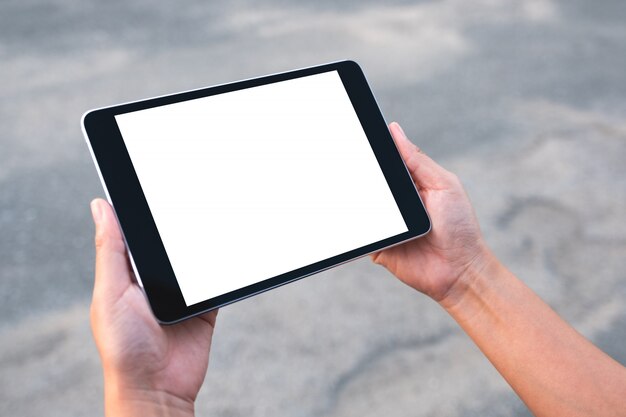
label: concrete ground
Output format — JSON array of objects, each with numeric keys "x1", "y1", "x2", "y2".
[{"x1": 1, "y1": 1, "x2": 625, "y2": 416}]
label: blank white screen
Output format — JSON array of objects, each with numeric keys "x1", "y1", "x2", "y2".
[{"x1": 115, "y1": 71, "x2": 407, "y2": 306}]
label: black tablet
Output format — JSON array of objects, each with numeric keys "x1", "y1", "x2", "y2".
[{"x1": 82, "y1": 60, "x2": 430, "y2": 324}]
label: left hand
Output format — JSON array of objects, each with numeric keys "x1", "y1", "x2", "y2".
[{"x1": 90, "y1": 198, "x2": 218, "y2": 417}]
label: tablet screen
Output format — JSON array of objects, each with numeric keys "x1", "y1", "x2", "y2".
[{"x1": 115, "y1": 70, "x2": 407, "y2": 306}]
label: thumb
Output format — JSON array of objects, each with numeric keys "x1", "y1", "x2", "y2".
[
  {"x1": 91, "y1": 198, "x2": 134, "y2": 303},
  {"x1": 389, "y1": 122, "x2": 456, "y2": 190}
]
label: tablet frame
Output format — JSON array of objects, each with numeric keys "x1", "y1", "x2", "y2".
[{"x1": 82, "y1": 60, "x2": 430, "y2": 324}]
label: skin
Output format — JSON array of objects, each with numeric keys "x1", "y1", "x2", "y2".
[
  {"x1": 90, "y1": 199, "x2": 217, "y2": 416},
  {"x1": 376, "y1": 123, "x2": 626, "y2": 417},
  {"x1": 90, "y1": 122, "x2": 626, "y2": 417}
]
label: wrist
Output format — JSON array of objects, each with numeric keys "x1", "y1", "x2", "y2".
[
  {"x1": 104, "y1": 374, "x2": 195, "y2": 417},
  {"x1": 437, "y1": 246, "x2": 503, "y2": 319}
]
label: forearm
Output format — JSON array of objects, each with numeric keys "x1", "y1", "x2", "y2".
[{"x1": 441, "y1": 253, "x2": 626, "y2": 417}]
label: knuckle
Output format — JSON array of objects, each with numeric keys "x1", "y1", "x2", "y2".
[
  {"x1": 94, "y1": 230, "x2": 126, "y2": 254},
  {"x1": 89, "y1": 301, "x2": 101, "y2": 326},
  {"x1": 446, "y1": 172, "x2": 462, "y2": 187},
  {"x1": 94, "y1": 231, "x2": 106, "y2": 250}
]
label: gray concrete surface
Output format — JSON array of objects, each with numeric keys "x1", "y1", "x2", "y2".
[{"x1": 1, "y1": 0, "x2": 625, "y2": 416}]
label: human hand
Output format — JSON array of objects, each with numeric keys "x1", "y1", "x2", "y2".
[
  {"x1": 90, "y1": 198, "x2": 218, "y2": 417},
  {"x1": 371, "y1": 123, "x2": 495, "y2": 306}
]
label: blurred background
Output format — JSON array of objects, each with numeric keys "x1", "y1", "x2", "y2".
[{"x1": 1, "y1": 0, "x2": 625, "y2": 416}]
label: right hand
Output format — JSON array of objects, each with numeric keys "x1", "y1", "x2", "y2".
[{"x1": 371, "y1": 122, "x2": 494, "y2": 305}]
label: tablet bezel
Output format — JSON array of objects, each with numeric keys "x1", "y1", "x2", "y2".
[{"x1": 82, "y1": 60, "x2": 430, "y2": 324}]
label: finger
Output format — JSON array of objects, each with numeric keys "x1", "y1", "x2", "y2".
[
  {"x1": 389, "y1": 122, "x2": 456, "y2": 190},
  {"x1": 369, "y1": 251, "x2": 383, "y2": 265},
  {"x1": 91, "y1": 198, "x2": 133, "y2": 303},
  {"x1": 197, "y1": 309, "x2": 219, "y2": 328}
]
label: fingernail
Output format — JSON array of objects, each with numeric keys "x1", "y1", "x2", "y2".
[
  {"x1": 394, "y1": 122, "x2": 408, "y2": 140},
  {"x1": 90, "y1": 200, "x2": 102, "y2": 223}
]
